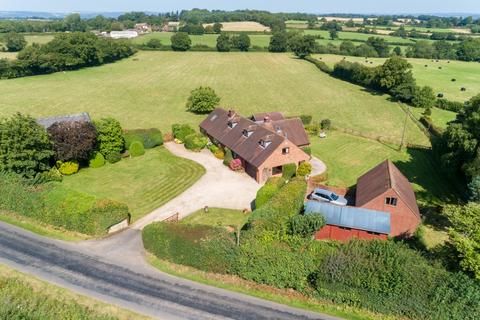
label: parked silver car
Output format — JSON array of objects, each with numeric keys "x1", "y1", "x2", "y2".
[{"x1": 310, "y1": 188, "x2": 348, "y2": 206}]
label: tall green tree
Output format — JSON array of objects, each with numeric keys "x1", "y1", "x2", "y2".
[
  {"x1": 94, "y1": 118, "x2": 124, "y2": 156},
  {"x1": 231, "y1": 34, "x2": 251, "y2": 51},
  {"x1": 412, "y1": 86, "x2": 436, "y2": 109},
  {"x1": 212, "y1": 22, "x2": 223, "y2": 34},
  {"x1": 290, "y1": 35, "x2": 316, "y2": 59},
  {"x1": 216, "y1": 33, "x2": 231, "y2": 52},
  {"x1": 186, "y1": 86, "x2": 221, "y2": 114},
  {"x1": 4, "y1": 33, "x2": 27, "y2": 52},
  {"x1": 329, "y1": 29, "x2": 338, "y2": 40},
  {"x1": 268, "y1": 31, "x2": 288, "y2": 52},
  {"x1": 170, "y1": 32, "x2": 191, "y2": 51},
  {"x1": 376, "y1": 56, "x2": 415, "y2": 91},
  {"x1": 0, "y1": 113, "x2": 53, "y2": 178}
]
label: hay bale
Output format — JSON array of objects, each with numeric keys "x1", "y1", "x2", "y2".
[
  {"x1": 425, "y1": 64, "x2": 428, "y2": 67},
  {"x1": 438, "y1": 66, "x2": 442, "y2": 69},
  {"x1": 451, "y1": 78, "x2": 456, "y2": 82},
  {"x1": 461, "y1": 87, "x2": 466, "y2": 91},
  {"x1": 437, "y1": 93, "x2": 444, "y2": 98}
]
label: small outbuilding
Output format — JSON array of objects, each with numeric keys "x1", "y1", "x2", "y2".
[
  {"x1": 305, "y1": 201, "x2": 390, "y2": 241},
  {"x1": 355, "y1": 160, "x2": 421, "y2": 237},
  {"x1": 37, "y1": 112, "x2": 92, "y2": 129}
]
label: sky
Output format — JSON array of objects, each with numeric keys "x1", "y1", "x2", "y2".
[{"x1": 1, "y1": 0, "x2": 479, "y2": 14}]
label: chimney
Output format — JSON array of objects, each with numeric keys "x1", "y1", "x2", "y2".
[
  {"x1": 263, "y1": 116, "x2": 271, "y2": 123},
  {"x1": 227, "y1": 110, "x2": 236, "y2": 118}
]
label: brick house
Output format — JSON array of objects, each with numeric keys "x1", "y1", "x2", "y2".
[
  {"x1": 356, "y1": 160, "x2": 421, "y2": 237},
  {"x1": 305, "y1": 201, "x2": 390, "y2": 241},
  {"x1": 200, "y1": 108, "x2": 310, "y2": 183}
]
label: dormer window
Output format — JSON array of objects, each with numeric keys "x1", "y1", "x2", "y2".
[
  {"x1": 243, "y1": 129, "x2": 253, "y2": 138},
  {"x1": 259, "y1": 139, "x2": 271, "y2": 149},
  {"x1": 227, "y1": 120, "x2": 237, "y2": 129}
]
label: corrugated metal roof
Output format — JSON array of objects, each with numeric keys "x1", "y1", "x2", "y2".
[
  {"x1": 37, "y1": 112, "x2": 92, "y2": 129},
  {"x1": 304, "y1": 201, "x2": 391, "y2": 235},
  {"x1": 356, "y1": 160, "x2": 420, "y2": 217}
]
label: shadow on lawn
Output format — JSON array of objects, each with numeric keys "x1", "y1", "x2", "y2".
[{"x1": 393, "y1": 147, "x2": 466, "y2": 230}]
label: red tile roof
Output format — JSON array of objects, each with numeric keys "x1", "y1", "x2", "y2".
[{"x1": 356, "y1": 160, "x2": 420, "y2": 217}]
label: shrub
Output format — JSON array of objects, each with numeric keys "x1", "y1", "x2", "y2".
[
  {"x1": 88, "y1": 151, "x2": 105, "y2": 168},
  {"x1": 124, "y1": 128, "x2": 163, "y2": 150},
  {"x1": 94, "y1": 117, "x2": 124, "y2": 156},
  {"x1": 296, "y1": 162, "x2": 312, "y2": 177},
  {"x1": 288, "y1": 214, "x2": 325, "y2": 237},
  {"x1": 105, "y1": 152, "x2": 121, "y2": 164},
  {"x1": 170, "y1": 32, "x2": 191, "y2": 51},
  {"x1": 56, "y1": 161, "x2": 79, "y2": 175},
  {"x1": 320, "y1": 119, "x2": 332, "y2": 130},
  {"x1": 301, "y1": 146, "x2": 312, "y2": 156},
  {"x1": 228, "y1": 159, "x2": 243, "y2": 171},
  {"x1": 255, "y1": 177, "x2": 286, "y2": 208},
  {"x1": 305, "y1": 123, "x2": 320, "y2": 135},
  {"x1": 146, "y1": 38, "x2": 162, "y2": 49},
  {"x1": 0, "y1": 113, "x2": 53, "y2": 178},
  {"x1": 184, "y1": 133, "x2": 208, "y2": 151},
  {"x1": 47, "y1": 120, "x2": 97, "y2": 162},
  {"x1": 436, "y1": 98, "x2": 464, "y2": 112},
  {"x1": 216, "y1": 33, "x2": 231, "y2": 52},
  {"x1": 214, "y1": 150, "x2": 225, "y2": 159},
  {"x1": 40, "y1": 167, "x2": 63, "y2": 182},
  {"x1": 282, "y1": 163, "x2": 297, "y2": 180},
  {"x1": 223, "y1": 148, "x2": 233, "y2": 166},
  {"x1": 172, "y1": 124, "x2": 195, "y2": 142},
  {"x1": 143, "y1": 223, "x2": 236, "y2": 273},
  {"x1": 4, "y1": 33, "x2": 27, "y2": 52},
  {"x1": 299, "y1": 114, "x2": 312, "y2": 125},
  {"x1": 186, "y1": 86, "x2": 221, "y2": 114},
  {"x1": 129, "y1": 141, "x2": 145, "y2": 157}
]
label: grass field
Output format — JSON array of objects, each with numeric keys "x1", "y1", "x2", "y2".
[
  {"x1": 0, "y1": 51, "x2": 428, "y2": 146},
  {"x1": 310, "y1": 131, "x2": 461, "y2": 205},
  {"x1": 0, "y1": 264, "x2": 148, "y2": 320},
  {"x1": 410, "y1": 107, "x2": 457, "y2": 128},
  {"x1": 304, "y1": 29, "x2": 416, "y2": 44},
  {"x1": 181, "y1": 208, "x2": 250, "y2": 228},
  {"x1": 133, "y1": 32, "x2": 272, "y2": 48},
  {"x1": 61, "y1": 147, "x2": 205, "y2": 221},
  {"x1": 0, "y1": 51, "x2": 17, "y2": 59},
  {"x1": 314, "y1": 54, "x2": 480, "y2": 101}
]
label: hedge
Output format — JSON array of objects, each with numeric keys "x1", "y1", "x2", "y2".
[
  {"x1": 172, "y1": 124, "x2": 196, "y2": 142},
  {"x1": 88, "y1": 152, "x2": 105, "y2": 168},
  {"x1": 184, "y1": 133, "x2": 208, "y2": 151},
  {"x1": 56, "y1": 161, "x2": 79, "y2": 175},
  {"x1": 282, "y1": 163, "x2": 297, "y2": 180},
  {"x1": 304, "y1": 55, "x2": 333, "y2": 74},
  {"x1": 0, "y1": 173, "x2": 130, "y2": 236},
  {"x1": 296, "y1": 162, "x2": 312, "y2": 177},
  {"x1": 255, "y1": 177, "x2": 285, "y2": 208},
  {"x1": 124, "y1": 128, "x2": 163, "y2": 150},
  {"x1": 129, "y1": 141, "x2": 145, "y2": 157},
  {"x1": 143, "y1": 223, "x2": 236, "y2": 273},
  {"x1": 435, "y1": 98, "x2": 464, "y2": 112},
  {"x1": 248, "y1": 177, "x2": 307, "y2": 235}
]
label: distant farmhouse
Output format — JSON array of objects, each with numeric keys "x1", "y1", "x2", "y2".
[
  {"x1": 134, "y1": 23, "x2": 152, "y2": 34},
  {"x1": 162, "y1": 21, "x2": 181, "y2": 32},
  {"x1": 305, "y1": 160, "x2": 421, "y2": 241},
  {"x1": 37, "y1": 112, "x2": 92, "y2": 129},
  {"x1": 200, "y1": 108, "x2": 310, "y2": 183}
]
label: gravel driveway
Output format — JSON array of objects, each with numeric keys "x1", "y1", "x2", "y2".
[{"x1": 133, "y1": 142, "x2": 261, "y2": 230}]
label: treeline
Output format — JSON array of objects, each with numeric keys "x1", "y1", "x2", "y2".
[
  {"x1": 0, "y1": 32, "x2": 135, "y2": 79},
  {"x1": 406, "y1": 38, "x2": 480, "y2": 61}
]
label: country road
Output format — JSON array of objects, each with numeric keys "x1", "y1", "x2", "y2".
[{"x1": 0, "y1": 222, "x2": 339, "y2": 320}]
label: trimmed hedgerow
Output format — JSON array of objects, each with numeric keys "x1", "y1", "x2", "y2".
[
  {"x1": 105, "y1": 152, "x2": 121, "y2": 164},
  {"x1": 171, "y1": 124, "x2": 195, "y2": 142},
  {"x1": 288, "y1": 214, "x2": 325, "y2": 237},
  {"x1": 129, "y1": 141, "x2": 145, "y2": 157},
  {"x1": 255, "y1": 177, "x2": 285, "y2": 208},
  {"x1": 124, "y1": 128, "x2": 163, "y2": 150},
  {"x1": 0, "y1": 173, "x2": 129, "y2": 236},
  {"x1": 282, "y1": 163, "x2": 297, "y2": 180},
  {"x1": 88, "y1": 152, "x2": 105, "y2": 168},
  {"x1": 142, "y1": 222, "x2": 236, "y2": 273},
  {"x1": 248, "y1": 177, "x2": 307, "y2": 235}
]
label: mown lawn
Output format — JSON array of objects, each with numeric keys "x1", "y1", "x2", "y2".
[
  {"x1": 0, "y1": 51, "x2": 427, "y2": 146},
  {"x1": 410, "y1": 107, "x2": 457, "y2": 129},
  {"x1": 0, "y1": 264, "x2": 148, "y2": 320},
  {"x1": 310, "y1": 131, "x2": 462, "y2": 205},
  {"x1": 181, "y1": 208, "x2": 250, "y2": 228},
  {"x1": 314, "y1": 54, "x2": 480, "y2": 101},
  {"x1": 62, "y1": 147, "x2": 205, "y2": 221}
]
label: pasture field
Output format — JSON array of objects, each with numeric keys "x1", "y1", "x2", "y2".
[
  {"x1": 303, "y1": 29, "x2": 416, "y2": 44},
  {"x1": 202, "y1": 21, "x2": 270, "y2": 32},
  {"x1": 314, "y1": 54, "x2": 480, "y2": 101},
  {"x1": 181, "y1": 208, "x2": 250, "y2": 228},
  {"x1": 133, "y1": 32, "x2": 271, "y2": 48},
  {"x1": 0, "y1": 265, "x2": 147, "y2": 320},
  {"x1": 285, "y1": 20, "x2": 309, "y2": 29},
  {"x1": 24, "y1": 34, "x2": 54, "y2": 44},
  {"x1": 309, "y1": 132, "x2": 461, "y2": 205},
  {"x1": 61, "y1": 147, "x2": 205, "y2": 221},
  {"x1": 410, "y1": 107, "x2": 457, "y2": 129},
  {"x1": 0, "y1": 51, "x2": 428, "y2": 146}
]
